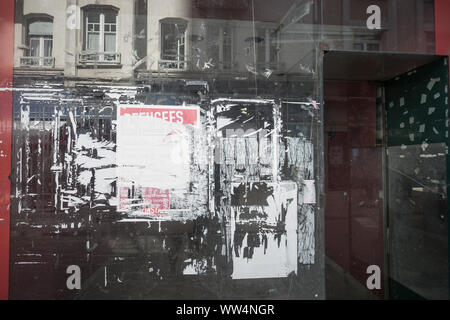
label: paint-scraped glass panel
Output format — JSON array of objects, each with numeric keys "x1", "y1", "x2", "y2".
[
  {"x1": 6, "y1": 0, "x2": 449, "y2": 302},
  {"x1": 10, "y1": 0, "x2": 324, "y2": 300}
]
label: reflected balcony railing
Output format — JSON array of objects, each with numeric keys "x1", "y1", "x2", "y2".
[
  {"x1": 158, "y1": 54, "x2": 188, "y2": 71},
  {"x1": 78, "y1": 52, "x2": 121, "y2": 65},
  {"x1": 20, "y1": 56, "x2": 55, "y2": 68},
  {"x1": 157, "y1": 57, "x2": 235, "y2": 71}
]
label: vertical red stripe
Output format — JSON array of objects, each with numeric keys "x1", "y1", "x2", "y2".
[
  {"x1": 0, "y1": 0, "x2": 14, "y2": 301},
  {"x1": 435, "y1": 0, "x2": 450, "y2": 56}
]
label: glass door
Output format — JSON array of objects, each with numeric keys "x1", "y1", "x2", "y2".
[{"x1": 385, "y1": 57, "x2": 449, "y2": 300}]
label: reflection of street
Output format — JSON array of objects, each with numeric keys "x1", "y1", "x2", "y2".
[
  {"x1": 10, "y1": 92, "x2": 316, "y2": 299},
  {"x1": 10, "y1": 100, "x2": 228, "y2": 298},
  {"x1": 73, "y1": 132, "x2": 118, "y2": 210},
  {"x1": 11, "y1": 211, "x2": 227, "y2": 299}
]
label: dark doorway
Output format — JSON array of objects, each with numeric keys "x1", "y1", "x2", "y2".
[{"x1": 323, "y1": 51, "x2": 449, "y2": 300}]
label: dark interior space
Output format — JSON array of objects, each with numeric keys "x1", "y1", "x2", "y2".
[{"x1": 323, "y1": 51, "x2": 449, "y2": 300}]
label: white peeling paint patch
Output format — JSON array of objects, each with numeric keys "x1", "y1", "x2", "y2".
[
  {"x1": 211, "y1": 98, "x2": 275, "y2": 105},
  {"x1": 183, "y1": 262, "x2": 198, "y2": 275},
  {"x1": 230, "y1": 182, "x2": 298, "y2": 279},
  {"x1": 283, "y1": 138, "x2": 315, "y2": 264},
  {"x1": 182, "y1": 258, "x2": 214, "y2": 275},
  {"x1": 302, "y1": 180, "x2": 316, "y2": 204},
  {"x1": 298, "y1": 204, "x2": 315, "y2": 264},
  {"x1": 420, "y1": 154, "x2": 438, "y2": 158}
]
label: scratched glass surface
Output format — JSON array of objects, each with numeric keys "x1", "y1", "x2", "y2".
[{"x1": 8, "y1": 0, "x2": 448, "y2": 300}]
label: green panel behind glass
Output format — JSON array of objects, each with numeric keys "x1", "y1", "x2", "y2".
[{"x1": 386, "y1": 57, "x2": 449, "y2": 147}]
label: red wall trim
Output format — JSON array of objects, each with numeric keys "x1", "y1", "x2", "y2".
[
  {"x1": 0, "y1": 0, "x2": 14, "y2": 301},
  {"x1": 435, "y1": 0, "x2": 450, "y2": 56}
]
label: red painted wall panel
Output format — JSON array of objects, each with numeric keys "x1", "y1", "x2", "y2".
[
  {"x1": 435, "y1": 0, "x2": 450, "y2": 56},
  {"x1": 324, "y1": 81, "x2": 385, "y2": 298},
  {"x1": 0, "y1": 0, "x2": 14, "y2": 301}
]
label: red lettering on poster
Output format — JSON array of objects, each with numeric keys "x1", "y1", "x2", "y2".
[
  {"x1": 120, "y1": 106, "x2": 199, "y2": 126},
  {"x1": 143, "y1": 187, "x2": 170, "y2": 211},
  {"x1": 119, "y1": 186, "x2": 170, "y2": 215}
]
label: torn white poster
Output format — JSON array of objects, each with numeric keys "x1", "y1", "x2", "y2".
[
  {"x1": 230, "y1": 182, "x2": 298, "y2": 279},
  {"x1": 117, "y1": 105, "x2": 200, "y2": 219}
]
